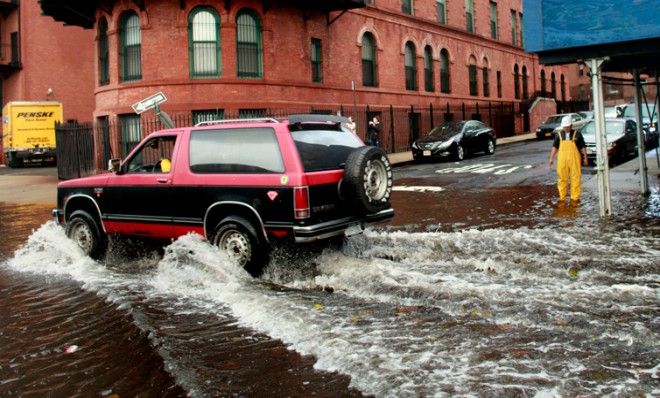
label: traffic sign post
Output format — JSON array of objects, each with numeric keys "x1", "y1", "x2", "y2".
[
  {"x1": 131, "y1": 92, "x2": 173, "y2": 128},
  {"x1": 132, "y1": 92, "x2": 167, "y2": 114}
]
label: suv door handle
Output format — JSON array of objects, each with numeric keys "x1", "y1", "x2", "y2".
[{"x1": 156, "y1": 178, "x2": 170, "y2": 184}]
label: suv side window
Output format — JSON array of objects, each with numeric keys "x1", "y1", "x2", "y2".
[
  {"x1": 126, "y1": 136, "x2": 177, "y2": 173},
  {"x1": 189, "y1": 127, "x2": 284, "y2": 173}
]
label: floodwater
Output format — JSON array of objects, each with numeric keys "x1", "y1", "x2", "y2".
[{"x1": 1, "y1": 186, "x2": 659, "y2": 397}]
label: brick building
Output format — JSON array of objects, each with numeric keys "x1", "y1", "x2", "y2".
[
  {"x1": 0, "y1": 0, "x2": 95, "y2": 163},
  {"x1": 0, "y1": 0, "x2": 94, "y2": 120},
  {"x1": 40, "y1": 0, "x2": 570, "y2": 158}
]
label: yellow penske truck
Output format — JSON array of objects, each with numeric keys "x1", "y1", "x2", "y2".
[{"x1": 2, "y1": 101, "x2": 63, "y2": 167}]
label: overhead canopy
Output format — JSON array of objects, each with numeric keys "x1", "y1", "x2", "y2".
[
  {"x1": 523, "y1": 0, "x2": 660, "y2": 73},
  {"x1": 39, "y1": 0, "x2": 366, "y2": 29}
]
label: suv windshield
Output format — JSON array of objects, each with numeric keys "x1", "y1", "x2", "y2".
[{"x1": 291, "y1": 125, "x2": 363, "y2": 172}]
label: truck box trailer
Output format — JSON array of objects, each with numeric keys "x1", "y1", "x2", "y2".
[{"x1": 2, "y1": 101, "x2": 63, "y2": 167}]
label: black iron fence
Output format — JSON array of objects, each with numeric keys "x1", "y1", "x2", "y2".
[{"x1": 55, "y1": 101, "x2": 517, "y2": 179}]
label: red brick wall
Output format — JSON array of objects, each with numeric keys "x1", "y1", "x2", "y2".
[
  {"x1": 1, "y1": 1, "x2": 95, "y2": 122},
  {"x1": 529, "y1": 98, "x2": 558, "y2": 132},
  {"x1": 90, "y1": 0, "x2": 569, "y2": 134}
]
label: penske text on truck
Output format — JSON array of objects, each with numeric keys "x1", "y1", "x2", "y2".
[{"x1": 2, "y1": 101, "x2": 63, "y2": 167}]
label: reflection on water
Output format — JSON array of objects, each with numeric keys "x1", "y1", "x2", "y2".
[{"x1": 0, "y1": 185, "x2": 658, "y2": 397}]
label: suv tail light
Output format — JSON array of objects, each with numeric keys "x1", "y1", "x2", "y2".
[{"x1": 294, "y1": 186, "x2": 310, "y2": 219}]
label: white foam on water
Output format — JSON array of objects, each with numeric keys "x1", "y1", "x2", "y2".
[{"x1": 3, "y1": 222, "x2": 658, "y2": 397}]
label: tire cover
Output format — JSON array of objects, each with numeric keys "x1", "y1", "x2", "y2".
[{"x1": 343, "y1": 146, "x2": 393, "y2": 214}]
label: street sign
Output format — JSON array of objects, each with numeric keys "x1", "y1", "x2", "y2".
[{"x1": 131, "y1": 92, "x2": 167, "y2": 114}]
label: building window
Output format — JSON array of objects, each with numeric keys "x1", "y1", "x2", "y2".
[
  {"x1": 510, "y1": 10, "x2": 517, "y2": 46},
  {"x1": 540, "y1": 69, "x2": 546, "y2": 96},
  {"x1": 561, "y1": 74, "x2": 566, "y2": 101},
  {"x1": 437, "y1": 0, "x2": 446, "y2": 24},
  {"x1": 519, "y1": 12, "x2": 524, "y2": 47},
  {"x1": 514, "y1": 64, "x2": 520, "y2": 99},
  {"x1": 311, "y1": 38, "x2": 322, "y2": 83},
  {"x1": 189, "y1": 7, "x2": 221, "y2": 78},
  {"x1": 192, "y1": 109, "x2": 225, "y2": 125},
  {"x1": 489, "y1": 1, "x2": 498, "y2": 40},
  {"x1": 482, "y1": 58, "x2": 490, "y2": 97},
  {"x1": 424, "y1": 46, "x2": 434, "y2": 92},
  {"x1": 98, "y1": 18, "x2": 109, "y2": 85},
  {"x1": 119, "y1": 114, "x2": 141, "y2": 156},
  {"x1": 551, "y1": 71, "x2": 557, "y2": 98},
  {"x1": 440, "y1": 49, "x2": 450, "y2": 93},
  {"x1": 404, "y1": 42, "x2": 417, "y2": 91},
  {"x1": 468, "y1": 56, "x2": 478, "y2": 96},
  {"x1": 522, "y1": 65, "x2": 529, "y2": 99},
  {"x1": 119, "y1": 11, "x2": 141, "y2": 82},
  {"x1": 402, "y1": 0, "x2": 413, "y2": 15},
  {"x1": 496, "y1": 70, "x2": 502, "y2": 98},
  {"x1": 466, "y1": 0, "x2": 475, "y2": 33},
  {"x1": 236, "y1": 9, "x2": 263, "y2": 78},
  {"x1": 362, "y1": 33, "x2": 377, "y2": 87}
]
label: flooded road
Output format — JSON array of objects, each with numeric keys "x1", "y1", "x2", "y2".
[{"x1": 1, "y1": 183, "x2": 659, "y2": 396}]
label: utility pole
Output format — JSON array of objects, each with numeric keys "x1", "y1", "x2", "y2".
[
  {"x1": 632, "y1": 69, "x2": 649, "y2": 195},
  {"x1": 589, "y1": 58, "x2": 612, "y2": 217}
]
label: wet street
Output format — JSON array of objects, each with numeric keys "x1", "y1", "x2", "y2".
[{"x1": 1, "y1": 140, "x2": 659, "y2": 397}]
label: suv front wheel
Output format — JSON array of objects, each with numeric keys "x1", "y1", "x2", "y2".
[
  {"x1": 65, "y1": 210, "x2": 108, "y2": 260},
  {"x1": 211, "y1": 216, "x2": 268, "y2": 277}
]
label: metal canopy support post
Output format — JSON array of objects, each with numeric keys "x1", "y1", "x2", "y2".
[
  {"x1": 632, "y1": 69, "x2": 649, "y2": 195},
  {"x1": 589, "y1": 58, "x2": 612, "y2": 217}
]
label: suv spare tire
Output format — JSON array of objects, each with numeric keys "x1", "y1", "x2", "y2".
[{"x1": 343, "y1": 146, "x2": 393, "y2": 214}]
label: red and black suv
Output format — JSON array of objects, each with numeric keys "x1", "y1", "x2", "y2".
[{"x1": 53, "y1": 115, "x2": 394, "y2": 275}]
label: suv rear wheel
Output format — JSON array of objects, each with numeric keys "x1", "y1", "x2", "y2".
[
  {"x1": 211, "y1": 217, "x2": 268, "y2": 277},
  {"x1": 65, "y1": 210, "x2": 108, "y2": 260},
  {"x1": 344, "y1": 146, "x2": 393, "y2": 214}
]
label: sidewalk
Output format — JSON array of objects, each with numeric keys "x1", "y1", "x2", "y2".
[{"x1": 387, "y1": 132, "x2": 536, "y2": 166}]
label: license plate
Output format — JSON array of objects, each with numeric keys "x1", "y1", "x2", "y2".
[
  {"x1": 344, "y1": 223, "x2": 363, "y2": 237},
  {"x1": 544, "y1": 132, "x2": 552, "y2": 137},
  {"x1": 423, "y1": 150, "x2": 431, "y2": 156}
]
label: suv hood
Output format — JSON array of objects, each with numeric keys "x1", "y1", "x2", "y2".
[{"x1": 57, "y1": 173, "x2": 111, "y2": 188}]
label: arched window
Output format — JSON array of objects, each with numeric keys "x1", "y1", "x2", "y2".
[
  {"x1": 482, "y1": 57, "x2": 490, "y2": 97},
  {"x1": 514, "y1": 64, "x2": 520, "y2": 99},
  {"x1": 404, "y1": 42, "x2": 417, "y2": 91},
  {"x1": 468, "y1": 55, "x2": 478, "y2": 96},
  {"x1": 119, "y1": 11, "x2": 141, "y2": 82},
  {"x1": 440, "y1": 49, "x2": 450, "y2": 93},
  {"x1": 560, "y1": 74, "x2": 566, "y2": 101},
  {"x1": 521, "y1": 65, "x2": 528, "y2": 99},
  {"x1": 98, "y1": 18, "x2": 109, "y2": 85},
  {"x1": 424, "y1": 45, "x2": 434, "y2": 92},
  {"x1": 189, "y1": 7, "x2": 220, "y2": 77},
  {"x1": 362, "y1": 32, "x2": 377, "y2": 87},
  {"x1": 551, "y1": 71, "x2": 557, "y2": 98},
  {"x1": 236, "y1": 9, "x2": 263, "y2": 78},
  {"x1": 540, "y1": 69, "x2": 547, "y2": 96}
]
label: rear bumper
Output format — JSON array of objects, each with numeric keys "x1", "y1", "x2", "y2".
[{"x1": 292, "y1": 208, "x2": 394, "y2": 243}]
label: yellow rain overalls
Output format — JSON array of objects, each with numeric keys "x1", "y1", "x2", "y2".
[{"x1": 556, "y1": 131, "x2": 582, "y2": 201}]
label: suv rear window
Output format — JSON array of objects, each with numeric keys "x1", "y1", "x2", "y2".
[
  {"x1": 189, "y1": 127, "x2": 284, "y2": 173},
  {"x1": 291, "y1": 125, "x2": 363, "y2": 172}
]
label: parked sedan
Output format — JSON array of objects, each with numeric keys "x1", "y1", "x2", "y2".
[
  {"x1": 411, "y1": 120, "x2": 496, "y2": 162},
  {"x1": 580, "y1": 118, "x2": 638, "y2": 165},
  {"x1": 536, "y1": 113, "x2": 586, "y2": 139}
]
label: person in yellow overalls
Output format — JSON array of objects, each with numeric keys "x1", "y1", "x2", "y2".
[{"x1": 549, "y1": 116, "x2": 588, "y2": 202}]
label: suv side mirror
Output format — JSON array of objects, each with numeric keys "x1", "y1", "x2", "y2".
[{"x1": 108, "y1": 158, "x2": 121, "y2": 172}]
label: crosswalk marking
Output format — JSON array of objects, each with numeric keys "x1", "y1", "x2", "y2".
[{"x1": 435, "y1": 163, "x2": 534, "y2": 175}]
